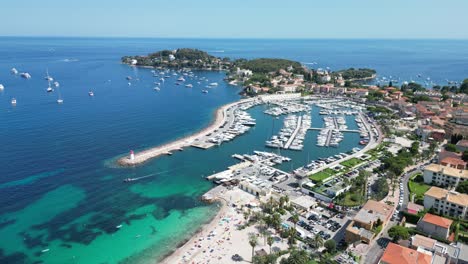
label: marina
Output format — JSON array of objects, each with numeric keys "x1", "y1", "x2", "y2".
[{"x1": 1, "y1": 37, "x2": 460, "y2": 264}]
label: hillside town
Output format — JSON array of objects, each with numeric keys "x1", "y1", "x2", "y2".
[{"x1": 123, "y1": 48, "x2": 468, "y2": 264}]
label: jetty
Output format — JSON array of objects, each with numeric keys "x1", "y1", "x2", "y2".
[
  {"x1": 117, "y1": 98, "x2": 258, "y2": 166},
  {"x1": 284, "y1": 115, "x2": 303, "y2": 149}
]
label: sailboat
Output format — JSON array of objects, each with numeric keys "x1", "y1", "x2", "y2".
[
  {"x1": 47, "y1": 79, "x2": 54, "y2": 93},
  {"x1": 56, "y1": 85, "x2": 63, "y2": 104},
  {"x1": 44, "y1": 69, "x2": 53, "y2": 81}
]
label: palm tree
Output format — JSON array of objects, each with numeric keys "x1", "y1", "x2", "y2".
[
  {"x1": 272, "y1": 213, "x2": 281, "y2": 230},
  {"x1": 267, "y1": 235, "x2": 274, "y2": 254},
  {"x1": 313, "y1": 233, "x2": 323, "y2": 249},
  {"x1": 291, "y1": 213, "x2": 299, "y2": 230},
  {"x1": 248, "y1": 233, "x2": 258, "y2": 262},
  {"x1": 287, "y1": 228, "x2": 297, "y2": 248}
]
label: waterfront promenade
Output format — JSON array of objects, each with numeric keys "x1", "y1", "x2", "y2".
[{"x1": 117, "y1": 98, "x2": 254, "y2": 166}]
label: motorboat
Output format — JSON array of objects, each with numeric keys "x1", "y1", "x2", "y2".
[
  {"x1": 88, "y1": 91, "x2": 94, "y2": 96},
  {"x1": 20, "y1": 72, "x2": 32, "y2": 79}
]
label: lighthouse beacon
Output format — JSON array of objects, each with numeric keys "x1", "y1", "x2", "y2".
[{"x1": 130, "y1": 150, "x2": 135, "y2": 161}]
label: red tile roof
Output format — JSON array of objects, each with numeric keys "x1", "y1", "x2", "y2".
[
  {"x1": 441, "y1": 157, "x2": 467, "y2": 167},
  {"x1": 380, "y1": 243, "x2": 432, "y2": 264},
  {"x1": 421, "y1": 213, "x2": 453, "y2": 229}
]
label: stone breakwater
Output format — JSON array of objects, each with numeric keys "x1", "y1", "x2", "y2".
[{"x1": 117, "y1": 99, "x2": 254, "y2": 167}]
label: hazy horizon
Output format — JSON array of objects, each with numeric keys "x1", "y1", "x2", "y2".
[{"x1": 2, "y1": 0, "x2": 468, "y2": 39}]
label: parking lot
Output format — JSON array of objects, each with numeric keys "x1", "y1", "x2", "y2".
[{"x1": 283, "y1": 206, "x2": 351, "y2": 248}]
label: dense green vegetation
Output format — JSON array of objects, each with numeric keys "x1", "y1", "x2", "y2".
[
  {"x1": 332, "y1": 68, "x2": 376, "y2": 80},
  {"x1": 121, "y1": 48, "x2": 227, "y2": 69},
  {"x1": 150, "y1": 48, "x2": 216, "y2": 61},
  {"x1": 366, "y1": 105, "x2": 393, "y2": 114},
  {"x1": 380, "y1": 149, "x2": 414, "y2": 176},
  {"x1": 235, "y1": 58, "x2": 306, "y2": 75},
  {"x1": 411, "y1": 95, "x2": 432, "y2": 103},
  {"x1": 460, "y1": 79, "x2": 468, "y2": 94},
  {"x1": 456, "y1": 181, "x2": 468, "y2": 194},
  {"x1": 388, "y1": 225, "x2": 410, "y2": 242},
  {"x1": 371, "y1": 177, "x2": 389, "y2": 201}
]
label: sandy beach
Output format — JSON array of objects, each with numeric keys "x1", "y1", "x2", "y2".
[
  {"x1": 160, "y1": 188, "x2": 289, "y2": 264},
  {"x1": 117, "y1": 98, "x2": 252, "y2": 167}
]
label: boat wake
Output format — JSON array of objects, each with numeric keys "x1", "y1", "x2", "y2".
[
  {"x1": 122, "y1": 167, "x2": 185, "y2": 183},
  {"x1": 61, "y1": 58, "x2": 79, "y2": 63}
]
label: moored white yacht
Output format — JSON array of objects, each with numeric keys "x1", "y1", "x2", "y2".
[{"x1": 20, "y1": 72, "x2": 32, "y2": 79}]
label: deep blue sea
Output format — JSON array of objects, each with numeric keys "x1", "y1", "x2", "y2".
[{"x1": 0, "y1": 38, "x2": 467, "y2": 264}]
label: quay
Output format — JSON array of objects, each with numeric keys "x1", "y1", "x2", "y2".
[
  {"x1": 117, "y1": 98, "x2": 256, "y2": 166},
  {"x1": 284, "y1": 115, "x2": 303, "y2": 149},
  {"x1": 325, "y1": 130, "x2": 332, "y2": 146}
]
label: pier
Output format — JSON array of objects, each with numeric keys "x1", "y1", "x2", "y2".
[
  {"x1": 309, "y1": 127, "x2": 360, "y2": 133},
  {"x1": 304, "y1": 112, "x2": 382, "y2": 176},
  {"x1": 324, "y1": 130, "x2": 332, "y2": 146},
  {"x1": 284, "y1": 116, "x2": 303, "y2": 149}
]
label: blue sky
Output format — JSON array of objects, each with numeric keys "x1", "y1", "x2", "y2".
[{"x1": 3, "y1": 0, "x2": 468, "y2": 39}]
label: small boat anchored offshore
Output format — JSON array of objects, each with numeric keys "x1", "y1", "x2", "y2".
[
  {"x1": 88, "y1": 91, "x2": 94, "y2": 96},
  {"x1": 11, "y1": 98, "x2": 17, "y2": 105},
  {"x1": 20, "y1": 72, "x2": 32, "y2": 79}
]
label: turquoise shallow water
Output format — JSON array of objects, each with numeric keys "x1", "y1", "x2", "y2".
[{"x1": 1, "y1": 38, "x2": 467, "y2": 263}]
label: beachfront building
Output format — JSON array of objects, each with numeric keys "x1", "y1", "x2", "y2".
[
  {"x1": 379, "y1": 243, "x2": 433, "y2": 264},
  {"x1": 423, "y1": 187, "x2": 468, "y2": 220},
  {"x1": 301, "y1": 179, "x2": 351, "y2": 203},
  {"x1": 238, "y1": 180, "x2": 271, "y2": 197},
  {"x1": 422, "y1": 163, "x2": 468, "y2": 187},
  {"x1": 290, "y1": 195, "x2": 317, "y2": 212},
  {"x1": 345, "y1": 200, "x2": 393, "y2": 244},
  {"x1": 417, "y1": 213, "x2": 453, "y2": 240}
]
